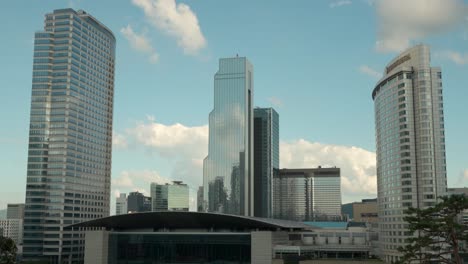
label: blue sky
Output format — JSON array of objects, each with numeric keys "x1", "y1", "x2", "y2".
[{"x1": 1, "y1": 0, "x2": 467, "y2": 211}]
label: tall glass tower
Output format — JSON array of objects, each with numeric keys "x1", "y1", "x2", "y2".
[
  {"x1": 203, "y1": 56, "x2": 254, "y2": 216},
  {"x1": 23, "y1": 9, "x2": 115, "y2": 263},
  {"x1": 372, "y1": 44, "x2": 447, "y2": 263},
  {"x1": 253, "y1": 107, "x2": 279, "y2": 218}
]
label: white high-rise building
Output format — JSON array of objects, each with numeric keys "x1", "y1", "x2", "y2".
[{"x1": 372, "y1": 44, "x2": 447, "y2": 262}]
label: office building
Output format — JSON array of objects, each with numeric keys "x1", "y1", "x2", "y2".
[
  {"x1": 0, "y1": 219, "x2": 23, "y2": 245},
  {"x1": 7, "y1": 204, "x2": 25, "y2": 220},
  {"x1": 115, "y1": 193, "x2": 127, "y2": 215},
  {"x1": 253, "y1": 107, "x2": 279, "y2": 218},
  {"x1": 203, "y1": 56, "x2": 254, "y2": 216},
  {"x1": 197, "y1": 186, "x2": 204, "y2": 212},
  {"x1": 273, "y1": 167, "x2": 342, "y2": 222},
  {"x1": 372, "y1": 44, "x2": 447, "y2": 262},
  {"x1": 127, "y1": 192, "x2": 151, "y2": 213},
  {"x1": 342, "y1": 199, "x2": 378, "y2": 223},
  {"x1": 151, "y1": 181, "x2": 189, "y2": 211},
  {"x1": 23, "y1": 8, "x2": 115, "y2": 262}
]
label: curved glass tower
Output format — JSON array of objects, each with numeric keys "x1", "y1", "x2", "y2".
[
  {"x1": 203, "y1": 57, "x2": 254, "y2": 216},
  {"x1": 23, "y1": 9, "x2": 115, "y2": 263},
  {"x1": 372, "y1": 44, "x2": 447, "y2": 263}
]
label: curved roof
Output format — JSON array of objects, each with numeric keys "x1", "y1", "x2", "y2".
[{"x1": 71, "y1": 211, "x2": 311, "y2": 231}]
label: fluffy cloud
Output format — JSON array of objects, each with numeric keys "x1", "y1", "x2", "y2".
[
  {"x1": 112, "y1": 170, "x2": 172, "y2": 189},
  {"x1": 280, "y1": 139, "x2": 377, "y2": 202},
  {"x1": 113, "y1": 131, "x2": 128, "y2": 149},
  {"x1": 375, "y1": 0, "x2": 467, "y2": 52},
  {"x1": 267, "y1": 97, "x2": 284, "y2": 108},
  {"x1": 127, "y1": 116, "x2": 208, "y2": 158},
  {"x1": 438, "y1": 50, "x2": 468, "y2": 65},
  {"x1": 132, "y1": 0, "x2": 207, "y2": 54},
  {"x1": 120, "y1": 25, "x2": 159, "y2": 63},
  {"x1": 330, "y1": 0, "x2": 352, "y2": 8},
  {"x1": 358, "y1": 65, "x2": 382, "y2": 79}
]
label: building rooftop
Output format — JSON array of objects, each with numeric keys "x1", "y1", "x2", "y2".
[{"x1": 71, "y1": 211, "x2": 312, "y2": 231}]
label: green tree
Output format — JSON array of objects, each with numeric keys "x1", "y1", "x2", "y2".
[
  {"x1": 0, "y1": 236, "x2": 17, "y2": 264},
  {"x1": 397, "y1": 194, "x2": 468, "y2": 264}
]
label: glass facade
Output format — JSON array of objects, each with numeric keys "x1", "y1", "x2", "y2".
[
  {"x1": 24, "y1": 8, "x2": 115, "y2": 263},
  {"x1": 151, "y1": 181, "x2": 189, "y2": 211},
  {"x1": 108, "y1": 233, "x2": 251, "y2": 263},
  {"x1": 253, "y1": 108, "x2": 279, "y2": 218},
  {"x1": 372, "y1": 44, "x2": 447, "y2": 263},
  {"x1": 273, "y1": 168, "x2": 341, "y2": 221},
  {"x1": 203, "y1": 57, "x2": 254, "y2": 216}
]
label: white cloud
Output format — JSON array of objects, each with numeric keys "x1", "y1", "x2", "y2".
[
  {"x1": 375, "y1": 0, "x2": 467, "y2": 52},
  {"x1": 127, "y1": 116, "x2": 208, "y2": 158},
  {"x1": 280, "y1": 139, "x2": 377, "y2": 203},
  {"x1": 267, "y1": 97, "x2": 284, "y2": 108},
  {"x1": 438, "y1": 50, "x2": 468, "y2": 65},
  {"x1": 330, "y1": 0, "x2": 352, "y2": 8},
  {"x1": 112, "y1": 170, "x2": 172, "y2": 194},
  {"x1": 132, "y1": 0, "x2": 207, "y2": 55},
  {"x1": 120, "y1": 25, "x2": 159, "y2": 63},
  {"x1": 113, "y1": 131, "x2": 128, "y2": 149},
  {"x1": 358, "y1": 65, "x2": 382, "y2": 79}
]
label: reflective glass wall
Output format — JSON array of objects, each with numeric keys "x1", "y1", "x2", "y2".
[
  {"x1": 203, "y1": 57, "x2": 254, "y2": 216},
  {"x1": 108, "y1": 233, "x2": 251, "y2": 264},
  {"x1": 24, "y1": 8, "x2": 115, "y2": 262},
  {"x1": 273, "y1": 168, "x2": 341, "y2": 221},
  {"x1": 253, "y1": 108, "x2": 279, "y2": 218}
]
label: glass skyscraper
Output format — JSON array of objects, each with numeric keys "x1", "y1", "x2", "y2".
[
  {"x1": 23, "y1": 8, "x2": 115, "y2": 263},
  {"x1": 203, "y1": 56, "x2": 254, "y2": 216},
  {"x1": 253, "y1": 107, "x2": 279, "y2": 218},
  {"x1": 151, "y1": 181, "x2": 189, "y2": 211},
  {"x1": 372, "y1": 44, "x2": 447, "y2": 263},
  {"x1": 273, "y1": 168, "x2": 341, "y2": 222}
]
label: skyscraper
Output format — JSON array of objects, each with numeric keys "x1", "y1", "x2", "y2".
[
  {"x1": 372, "y1": 44, "x2": 447, "y2": 263},
  {"x1": 273, "y1": 167, "x2": 342, "y2": 222},
  {"x1": 116, "y1": 193, "x2": 127, "y2": 215},
  {"x1": 151, "y1": 181, "x2": 189, "y2": 212},
  {"x1": 203, "y1": 56, "x2": 254, "y2": 216},
  {"x1": 23, "y1": 8, "x2": 115, "y2": 263},
  {"x1": 253, "y1": 107, "x2": 279, "y2": 218}
]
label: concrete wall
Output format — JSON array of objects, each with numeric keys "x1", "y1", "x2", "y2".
[
  {"x1": 252, "y1": 231, "x2": 273, "y2": 264},
  {"x1": 84, "y1": 230, "x2": 109, "y2": 264}
]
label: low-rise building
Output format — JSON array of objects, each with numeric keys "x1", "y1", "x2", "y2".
[
  {"x1": 342, "y1": 199, "x2": 378, "y2": 223},
  {"x1": 73, "y1": 212, "x2": 378, "y2": 264}
]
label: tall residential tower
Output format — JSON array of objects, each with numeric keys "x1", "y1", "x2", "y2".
[
  {"x1": 253, "y1": 107, "x2": 279, "y2": 218},
  {"x1": 372, "y1": 44, "x2": 447, "y2": 262},
  {"x1": 203, "y1": 56, "x2": 254, "y2": 216},
  {"x1": 23, "y1": 8, "x2": 115, "y2": 263}
]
